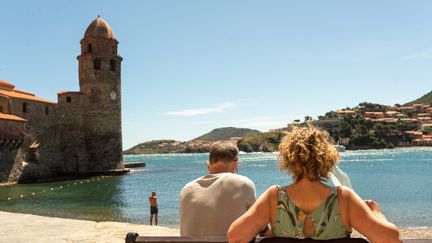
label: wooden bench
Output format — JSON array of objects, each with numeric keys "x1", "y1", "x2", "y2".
[
  {"x1": 125, "y1": 233, "x2": 430, "y2": 243},
  {"x1": 125, "y1": 233, "x2": 369, "y2": 243}
]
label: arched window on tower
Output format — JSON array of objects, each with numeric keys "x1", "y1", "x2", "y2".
[
  {"x1": 110, "y1": 59, "x2": 116, "y2": 71},
  {"x1": 93, "y1": 58, "x2": 101, "y2": 70},
  {"x1": 87, "y1": 43, "x2": 93, "y2": 53}
]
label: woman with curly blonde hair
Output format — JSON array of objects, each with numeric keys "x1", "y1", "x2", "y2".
[{"x1": 228, "y1": 125, "x2": 401, "y2": 243}]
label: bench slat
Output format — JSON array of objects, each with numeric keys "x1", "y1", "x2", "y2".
[
  {"x1": 126, "y1": 233, "x2": 369, "y2": 243},
  {"x1": 126, "y1": 233, "x2": 430, "y2": 243}
]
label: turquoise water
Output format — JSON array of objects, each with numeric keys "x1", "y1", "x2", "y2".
[{"x1": 0, "y1": 147, "x2": 431, "y2": 228}]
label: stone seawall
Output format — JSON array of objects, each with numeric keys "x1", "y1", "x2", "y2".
[{"x1": 0, "y1": 140, "x2": 24, "y2": 182}]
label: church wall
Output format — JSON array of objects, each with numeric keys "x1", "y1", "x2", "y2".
[
  {"x1": 56, "y1": 92, "x2": 88, "y2": 172},
  {"x1": 0, "y1": 119, "x2": 26, "y2": 182},
  {"x1": 0, "y1": 17, "x2": 125, "y2": 183},
  {"x1": 0, "y1": 119, "x2": 26, "y2": 139},
  {"x1": 0, "y1": 146, "x2": 25, "y2": 182},
  {"x1": 0, "y1": 96, "x2": 11, "y2": 113},
  {"x1": 8, "y1": 98, "x2": 62, "y2": 179}
]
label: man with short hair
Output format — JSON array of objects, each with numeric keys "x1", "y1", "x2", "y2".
[{"x1": 179, "y1": 141, "x2": 256, "y2": 237}]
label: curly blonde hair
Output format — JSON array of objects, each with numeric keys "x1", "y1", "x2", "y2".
[{"x1": 278, "y1": 125, "x2": 339, "y2": 182}]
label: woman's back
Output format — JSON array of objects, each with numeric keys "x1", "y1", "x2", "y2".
[
  {"x1": 227, "y1": 126, "x2": 401, "y2": 243},
  {"x1": 271, "y1": 182, "x2": 351, "y2": 240}
]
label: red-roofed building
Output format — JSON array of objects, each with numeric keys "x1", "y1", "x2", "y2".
[
  {"x1": 364, "y1": 112, "x2": 385, "y2": 119},
  {"x1": 421, "y1": 123, "x2": 432, "y2": 132},
  {"x1": 413, "y1": 139, "x2": 432, "y2": 145},
  {"x1": 385, "y1": 111, "x2": 400, "y2": 117},
  {"x1": 0, "y1": 17, "x2": 127, "y2": 183},
  {"x1": 0, "y1": 79, "x2": 56, "y2": 116},
  {"x1": 336, "y1": 110, "x2": 359, "y2": 120},
  {"x1": 396, "y1": 106, "x2": 415, "y2": 113},
  {"x1": 0, "y1": 113, "x2": 26, "y2": 140},
  {"x1": 417, "y1": 117, "x2": 432, "y2": 124},
  {"x1": 401, "y1": 118, "x2": 419, "y2": 125}
]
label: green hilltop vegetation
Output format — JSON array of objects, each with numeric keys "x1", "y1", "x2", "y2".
[
  {"x1": 124, "y1": 127, "x2": 262, "y2": 154},
  {"x1": 405, "y1": 91, "x2": 432, "y2": 106},
  {"x1": 316, "y1": 101, "x2": 431, "y2": 150},
  {"x1": 124, "y1": 140, "x2": 187, "y2": 154},
  {"x1": 192, "y1": 127, "x2": 261, "y2": 141},
  {"x1": 238, "y1": 131, "x2": 285, "y2": 152},
  {"x1": 316, "y1": 103, "x2": 399, "y2": 150},
  {"x1": 241, "y1": 89, "x2": 432, "y2": 152}
]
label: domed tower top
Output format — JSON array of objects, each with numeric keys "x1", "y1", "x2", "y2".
[{"x1": 84, "y1": 16, "x2": 115, "y2": 39}]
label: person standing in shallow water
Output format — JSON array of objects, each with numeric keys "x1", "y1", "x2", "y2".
[{"x1": 149, "y1": 192, "x2": 158, "y2": 226}]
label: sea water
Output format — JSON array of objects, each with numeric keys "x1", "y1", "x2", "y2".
[{"x1": 0, "y1": 147, "x2": 431, "y2": 228}]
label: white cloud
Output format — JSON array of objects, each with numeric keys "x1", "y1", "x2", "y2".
[
  {"x1": 401, "y1": 49, "x2": 432, "y2": 61},
  {"x1": 195, "y1": 116, "x2": 301, "y2": 130},
  {"x1": 165, "y1": 102, "x2": 235, "y2": 116}
]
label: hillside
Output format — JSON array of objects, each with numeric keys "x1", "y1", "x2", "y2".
[
  {"x1": 238, "y1": 131, "x2": 285, "y2": 152},
  {"x1": 192, "y1": 127, "x2": 261, "y2": 141},
  {"x1": 124, "y1": 140, "x2": 186, "y2": 154},
  {"x1": 405, "y1": 91, "x2": 432, "y2": 105},
  {"x1": 124, "y1": 127, "x2": 263, "y2": 154}
]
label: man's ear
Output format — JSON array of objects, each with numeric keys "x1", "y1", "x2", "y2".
[{"x1": 206, "y1": 161, "x2": 211, "y2": 172}]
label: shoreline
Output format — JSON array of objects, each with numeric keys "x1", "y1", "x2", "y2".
[
  {"x1": 0, "y1": 211, "x2": 431, "y2": 242},
  {"x1": 123, "y1": 145, "x2": 432, "y2": 155}
]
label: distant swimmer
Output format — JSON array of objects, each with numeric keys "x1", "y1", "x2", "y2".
[{"x1": 149, "y1": 192, "x2": 158, "y2": 226}]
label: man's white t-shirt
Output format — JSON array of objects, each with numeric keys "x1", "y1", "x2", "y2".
[{"x1": 179, "y1": 172, "x2": 256, "y2": 237}]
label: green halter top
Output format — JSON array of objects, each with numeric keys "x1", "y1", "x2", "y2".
[{"x1": 271, "y1": 186, "x2": 351, "y2": 240}]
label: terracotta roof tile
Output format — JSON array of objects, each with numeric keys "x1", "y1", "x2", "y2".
[
  {"x1": 0, "y1": 89, "x2": 55, "y2": 104},
  {"x1": 0, "y1": 113, "x2": 27, "y2": 122},
  {"x1": 0, "y1": 80, "x2": 15, "y2": 91}
]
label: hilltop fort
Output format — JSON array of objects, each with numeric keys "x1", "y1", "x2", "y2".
[{"x1": 0, "y1": 17, "x2": 127, "y2": 183}]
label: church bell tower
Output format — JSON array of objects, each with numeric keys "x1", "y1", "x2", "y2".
[{"x1": 76, "y1": 16, "x2": 123, "y2": 171}]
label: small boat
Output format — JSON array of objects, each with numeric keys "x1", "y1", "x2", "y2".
[{"x1": 334, "y1": 144, "x2": 345, "y2": 152}]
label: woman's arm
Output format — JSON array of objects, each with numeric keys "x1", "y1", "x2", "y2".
[
  {"x1": 346, "y1": 189, "x2": 401, "y2": 243},
  {"x1": 227, "y1": 186, "x2": 276, "y2": 243}
]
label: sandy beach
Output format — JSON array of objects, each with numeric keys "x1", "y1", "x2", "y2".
[
  {"x1": 0, "y1": 211, "x2": 431, "y2": 242},
  {"x1": 0, "y1": 211, "x2": 179, "y2": 243}
]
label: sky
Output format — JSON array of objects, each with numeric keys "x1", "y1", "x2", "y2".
[{"x1": 1, "y1": 1, "x2": 432, "y2": 149}]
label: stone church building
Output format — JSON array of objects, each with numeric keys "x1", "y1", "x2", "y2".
[{"x1": 0, "y1": 17, "x2": 127, "y2": 183}]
